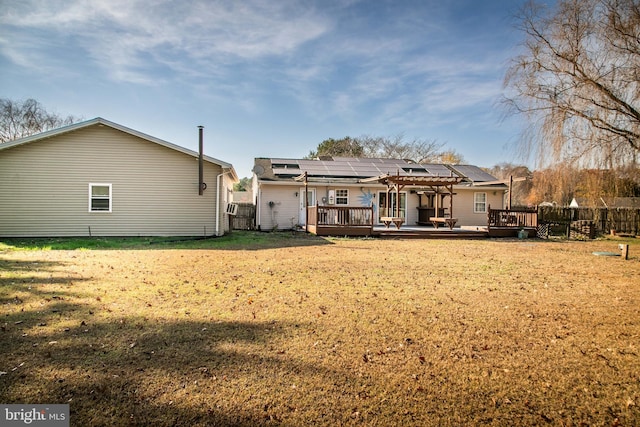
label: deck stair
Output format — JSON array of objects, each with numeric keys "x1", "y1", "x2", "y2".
[{"x1": 375, "y1": 227, "x2": 487, "y2": 239}]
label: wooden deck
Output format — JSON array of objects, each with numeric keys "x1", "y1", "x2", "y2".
[
  {"x1": 487, "y1": 207, "x2": 538, "y2": 238},
  {"x1": 304, "y1": 206, "x2": 543, "y2": 239},
  {"x1": 305, "y1": 224, "x2": 488, "y2": 239},
  {"x1": 306, "y1": 206, "x2": 375, "y2": 236},
  {"x1": 374, "y1": 225, "x2": 488, "y2": 239}
]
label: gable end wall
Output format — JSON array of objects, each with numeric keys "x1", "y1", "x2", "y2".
[{"x1": 0, "y1": 125, "x2": 224, "y2": 237}]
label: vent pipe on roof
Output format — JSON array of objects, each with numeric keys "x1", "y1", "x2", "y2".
[{"x1": 198, "y1": 126, "x2": 204, "y2": 196}]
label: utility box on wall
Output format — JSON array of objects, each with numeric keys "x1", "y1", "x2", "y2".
[{"x1": 328, "y1": 190, "x2": 335, "y2": 205}]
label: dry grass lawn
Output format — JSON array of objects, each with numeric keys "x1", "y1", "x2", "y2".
[{"x1": 1, "y1": 233, "x2": 639, "y2": 426}]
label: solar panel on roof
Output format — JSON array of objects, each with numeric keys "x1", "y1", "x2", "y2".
[
  {"x1": 273, "y1": 168, "x2": 302, "y2": 175},
  {"x1": 270, "y1": 158, "x2": 300, "y2": 164},
  {"x1": 327, "y1": 168, "x2": 355, "y2": 174},
  {"x1": 420, "y1": 165, "x2": 451, "y2": 176},
  {"x1": 301, "y1": 166, "x2": 331, "y2": 175},
  {"x1": 449, "y1": 165, "x2": 497, "y2": 182},
  {"x1": 268, "y1": 157, "x2": 490, "y2": 180}
]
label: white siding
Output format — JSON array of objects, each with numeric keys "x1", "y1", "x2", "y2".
[
  {"x1": 256, "y1": 181, "x2": 505, "y2": 229},
  {"x1": 452, "y1": 189, "x2": 504, "y2": 226},
  {"x1": 258, "y1": 185, "x2": 300, "y2": 230},
  {"x1": 0, "y1": 125, "x2": 228, "y2": 237}
]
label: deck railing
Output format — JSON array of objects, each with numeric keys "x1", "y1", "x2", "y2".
[
  {"x1": 488, "y1": 207, "x2": 538, "y2": 228},
  {"x1": 306, "y1": 206, "x2": 374, "y2": 235}
]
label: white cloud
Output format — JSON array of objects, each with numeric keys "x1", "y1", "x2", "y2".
[
  {"x1": 0, "y1": 0, "x2": 519, "y2": 136},
  {"x1": 0, "y1": 0, "x2": 332, "y2": 84}
]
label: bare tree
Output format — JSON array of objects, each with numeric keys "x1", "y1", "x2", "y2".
[
  {"x1": 357, "y1": 134, "x2": 445, "y2": 162},
  {"x1": 430, "y1": 149, "x2": 465, "y2": 165},
  {"x1": 0, "y1": 98, "x2": 79, "y2": 143},
  {"x1": 488, "y1": 163, "x2": 534, "y2": 206},
  {"x1": 525, "y1": 166, "x2": 579, "y2": 205},
  {"x1": 504, "y1": 0, "x2": 640, "y2": 169},
  {"x1": 304, "y1": 134, "x2": 447, "y2": 163}
]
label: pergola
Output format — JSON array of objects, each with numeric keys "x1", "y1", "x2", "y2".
[{"x1": 361, "y1": 172, "x2": 464, "y2": 228}]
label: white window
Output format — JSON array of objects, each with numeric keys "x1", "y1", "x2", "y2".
[
  {"x1": 335, "y1": 189, "x2": 349, "y2": 205},
  {"x1": 89, "y1": 183, "x2": 112, "y2": 213},
  {"x1": 474, "y1": 192, "x2": 487, "y2": 213}
]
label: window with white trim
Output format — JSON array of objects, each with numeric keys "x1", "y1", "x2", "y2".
[
  {"x1": 89, "y1": 183, "x2": 112, "y2": 213},
  {"x1": 335, "y1": 189, "x2": 349, "y2": 205},
  {"x1": 474, "y1": 192, "x2": 487, "y2": 213}
]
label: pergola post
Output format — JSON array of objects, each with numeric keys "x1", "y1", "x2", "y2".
[
  {"x1": 360, "y1": 173, "x2": 464, "y2": 225},
  {"x1": 386, "y1": 186, "x2": 391, "y2": 217},
  {"x1": 448, "y1": 184, "x2": 454, "y2": 218},
  {"x1": 303, "y1": 171, "x2": 308, "y2": 230}
]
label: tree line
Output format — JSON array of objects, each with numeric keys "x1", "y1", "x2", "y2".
[
  {"x1": 0, "y1": 98, "x2": 79, "y2": 143},
  {"x1": 2, "y1": 96, "x2": 637, "y2": 206},
  {"x1": 304, "y1": 135, "x2": 465, "y2": 165}
]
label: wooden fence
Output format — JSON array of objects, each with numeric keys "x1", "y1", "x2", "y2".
[
  {"x1": 488, "y1": 206, "x2": 639, "y2": 238},
  {"x1": 231, "y1": 203, "x2": 256, "y2": 230},
  {"x1": 538, "y1": 206, "x2": 640, "y2": 236}
]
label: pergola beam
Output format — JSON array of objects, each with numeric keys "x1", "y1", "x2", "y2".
[{"x1": 363, "y1": 173, "x2": 464, "y2": 220}]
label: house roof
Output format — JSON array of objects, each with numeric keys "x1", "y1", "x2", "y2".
[
  {"x1": 571, "y1": 197, "x2": 640, "y2": 208},
  {"x1": 606, "y1": 197, "x2": 640, "y2": 208},
  {"x1": 254, "y1": 156, "x2": 504, "y2": 186},
  {"x1": 1, "y1": 117, "x2": 238, "y2": 181}
]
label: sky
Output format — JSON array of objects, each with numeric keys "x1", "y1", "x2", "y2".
[{"x1": 0, "y1": 0, "x2": 540, "y2": 178}]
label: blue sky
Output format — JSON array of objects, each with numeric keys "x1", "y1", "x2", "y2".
[{"x1": 1, "y1": 0, "x2": 538, "y2": 178}]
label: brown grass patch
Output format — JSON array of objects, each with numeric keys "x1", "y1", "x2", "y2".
[{"x1": 1, "y1": 235, "x2": 639, "y2": 425}]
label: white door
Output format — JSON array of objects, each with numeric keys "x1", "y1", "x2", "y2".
[{"x1": 299, "y1": 188, "x2": 316, "y2": 225}]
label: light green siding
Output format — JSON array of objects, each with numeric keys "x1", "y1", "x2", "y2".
[{"x1": 0, "y1": 125, "x2": 227, "y2": 237}]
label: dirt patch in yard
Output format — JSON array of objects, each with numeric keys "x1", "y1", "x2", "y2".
[{"x1": 1, "y1": 235, "x2": 639, "y2": 425}]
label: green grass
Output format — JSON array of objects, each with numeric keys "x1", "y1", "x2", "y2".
[
  {"x1": 0, "y1": 231, "x2": 328, "y2": 251},
  {"x1": 1, "y1": 233, "x2": 639, "y2": 426}
]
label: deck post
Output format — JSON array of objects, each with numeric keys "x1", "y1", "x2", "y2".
[
  {"x1": 304, "y1": 172, "x2": 308, "y2": 232},
  {"x1": 386, "y1": 187, "x2": 390, "y2": 217},
  {"x1": 508, "y1": 176, "x2": 513, "y2": 210},
  {"x1": 448, "y1": 184, "x2": 453, "y2": 218}
]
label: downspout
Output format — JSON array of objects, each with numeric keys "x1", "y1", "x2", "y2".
[
  {"x1": 256, "y1": 183, "x2": 262, "y2": 231},
  {"x1": 198, "y1": 126, "x2": 204, "y2": 196},
  {"x1": 216, "y1": 171, "x2": 232, "y2": 236}
]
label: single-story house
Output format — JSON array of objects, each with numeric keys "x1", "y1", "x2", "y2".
[
  {"x1": 0, "y1": 117, "x2": 238, "y2": 237},
  {"x1": 252, "y1": 156, "x2": 507, "y2": 232}
]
